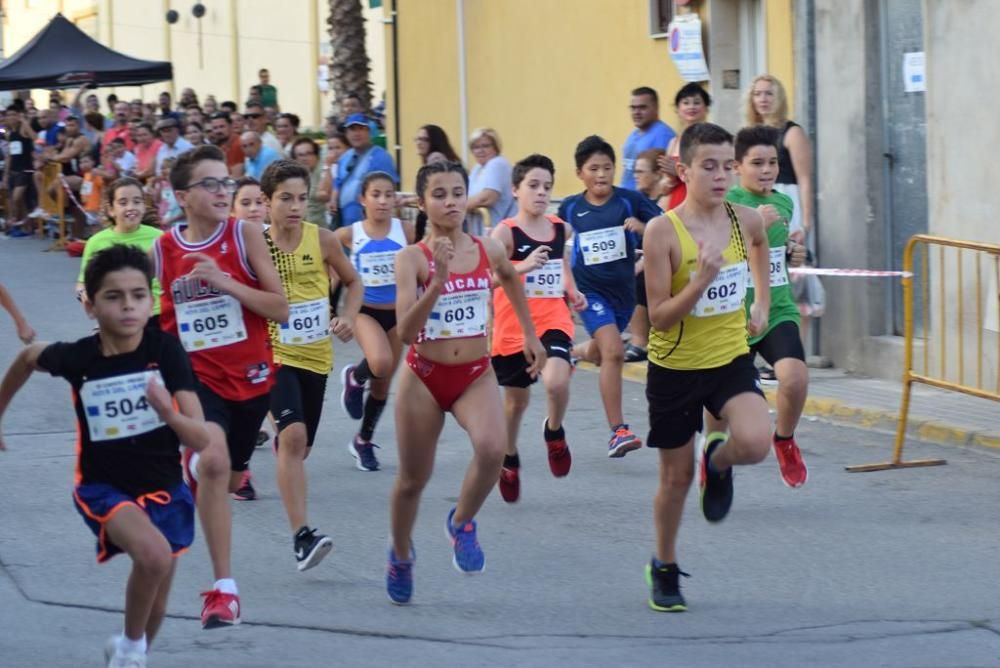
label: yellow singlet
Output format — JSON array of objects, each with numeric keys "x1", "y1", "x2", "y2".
[
  {"x1": 648, "y1": 203, "x2": 750, "y2": 370},
  {"x1": 266, "y1": 222, "x2": 333, "y2": 375}
]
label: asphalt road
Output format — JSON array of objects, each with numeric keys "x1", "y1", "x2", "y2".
[{"x1": 1, "y1": 236, "x2": 998, "y2": 667}]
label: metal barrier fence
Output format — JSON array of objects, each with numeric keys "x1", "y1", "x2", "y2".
[{"x1": 848, "y1": 234, "x2": 1000, "y2": 472}]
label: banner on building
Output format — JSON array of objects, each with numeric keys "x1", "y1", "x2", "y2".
[{"x1": 667, "y1": 14, "x2": 709, "y2": 82}]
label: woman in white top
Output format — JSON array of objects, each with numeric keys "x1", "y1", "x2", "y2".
[{"x1": 465, "y1": 128, "x2": 516, "y2": 236}]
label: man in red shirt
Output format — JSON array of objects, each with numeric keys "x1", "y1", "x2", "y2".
[
  {"x1": 209, "y1": 112, "x2": 245, "y2": 177},
  {"x1": 103, "y1": 101, "x2": 134, "y2": 151}
]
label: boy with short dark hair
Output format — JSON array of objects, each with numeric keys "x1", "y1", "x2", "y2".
[
  {"x1": 558, "y1": 135, "x2": 660, "y2": 457},
  {"x1": 706, "y1": 125, "x2": 809, "y2": 487},
  {"x1": 642, "y1": 122, "x2": 773, "y2": 612},
  {"x1": 155, "y1": 143, "x2": 288, "y2": 628},
  {"x1": 0, "y1": 245, "x2": 210, "y2": 667}
]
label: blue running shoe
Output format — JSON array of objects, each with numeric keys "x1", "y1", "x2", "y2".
[
  {"x1": 339, "y1": 364, "x2": 364, "y2": 419},
  {"x1": 445, "y1": 507, "x2": 485, "y2": 573},
  {"x1": 386, "y1": 546, "x2": 415, "y2": 605},
  {"x1": 607, "y1": 424, "x2": 642, "y2": 458},
  {"x1": 349, "y1": 435, "x2": 380, "y2": 471}
]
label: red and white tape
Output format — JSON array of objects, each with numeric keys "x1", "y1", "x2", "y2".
[{"x1": 788, "y1": 267, "x2": 913, "y2": 278}]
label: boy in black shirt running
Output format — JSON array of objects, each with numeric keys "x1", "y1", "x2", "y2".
[{"x1": 0, "y1": 245, "x2": 210, "y2": 668}]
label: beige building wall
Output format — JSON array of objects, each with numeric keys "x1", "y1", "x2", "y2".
[
  {"x1": 923, "y1": 0, "x2": 999, "y2": 393},
  {"x1": 1, "y1": 0, "x2": 387, "y2": 128},
  {"x1": 387, "y1": 0, "x2": 797, "y2": 197},
  {"x1": 813, "y1": 0, "x2": 892, "y2": 374}
]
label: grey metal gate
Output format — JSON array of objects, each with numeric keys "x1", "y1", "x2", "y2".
[{"x1": 880, "y1": 0, "x2": 928, "y2": 334}]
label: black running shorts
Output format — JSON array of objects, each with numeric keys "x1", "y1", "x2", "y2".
[
  {"x1": 491, "y1": 330, "x2": 573, "y2": 389},
  {"x1": 270, "y1": 364, "x2": 328, "y2": 448},
  {"x1": 359, "y1": 304, "x2": 397, "y2": 333},
  {"x1": 196, "y1": 384, "x2": 271, "y2": 472},
  {"x1": 646, "y1": 354, "x2": 764, "y2": 449},
  {"x1": 750, "y1": 321, "x2": 805, "y2": 366}
]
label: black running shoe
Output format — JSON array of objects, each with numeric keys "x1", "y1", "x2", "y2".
[
  {"x1": 699, "y1": 432, "x2": 734, "y2": 523},
  {"x1": 624, "y1": 343, "x2": 648, "y2": 363},
  {"x1": 294, "y1": 526, "x2": 334, "y2": 572},
  {"x1": 645, "y1": 560, "x2": 689, "y2": 612},
  {"x1": 231, "y1": 470, "x2": 256, "y2": 501}
]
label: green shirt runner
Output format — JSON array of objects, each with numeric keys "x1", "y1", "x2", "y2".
[
  {"x1": 726, "y1": 185, "x2": 799, "y2": 345},
  {"x1": 78, "y1": 225, "x2": 165, "y2": 315}
]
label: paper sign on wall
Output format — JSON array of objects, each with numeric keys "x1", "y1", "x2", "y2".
[
  {"x1": 668, "y1": 14, "x2": 710, "y2": 82},
  {"x1": 903, "y1": 51, "x2": 926, "y2": 93}
]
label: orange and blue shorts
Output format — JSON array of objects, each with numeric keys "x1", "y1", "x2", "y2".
[{"x1": 73, "y1": 481, "x2": 194, "y2": 563}]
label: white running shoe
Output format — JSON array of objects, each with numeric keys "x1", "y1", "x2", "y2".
[{"x1": 104, "y1": 635, "x2": 147, "y2": 668}]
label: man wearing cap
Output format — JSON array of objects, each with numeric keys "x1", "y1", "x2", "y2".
[
  {"x1": 154, "y1": 117, "x2": 194, "y2": 174},
  {"x1": 241, "y1": 131, "x2": 281, "y2": 180},
  {"x1": 243, "y1": 102, "x2": 282, "y2": 154},
  {"x1": 333, "y1": 113, "x2": 398, "y2": 226}
]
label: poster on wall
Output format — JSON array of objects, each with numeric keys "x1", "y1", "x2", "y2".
[
  {"x1": 668, "y1": 14, "x2": 710, "y2": 82},
  {"x1": 903, "y1": 51, "x2": 926, "y2": 93}
]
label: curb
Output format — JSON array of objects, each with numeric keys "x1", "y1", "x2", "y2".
[{"x1": 575, "y1": 360, "x2": 1000, "y2": 451}]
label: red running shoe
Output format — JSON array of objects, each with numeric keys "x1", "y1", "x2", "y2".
[
  {"x1": 498, "y1": 465, "x2": 520, "y2": 503},
  {"x1": 544, "y1": 419, "x2": 572, "y2": 478},
  {"x1": 182, "y1": 448, "x2": 198, "y2": 501},
  {"x1": 200, "y1": 589, "x2": 241, "y2": 629},
  {"x1": 773, "y1": 435, "x2": 808, "y2": 488}
]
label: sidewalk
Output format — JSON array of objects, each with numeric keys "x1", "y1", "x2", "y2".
[{"x1": 577, "y1": 361, "x2": 1000, "y2": 451}]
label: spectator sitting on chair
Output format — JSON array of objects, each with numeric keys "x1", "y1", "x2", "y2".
[
  {"x1": 275, "y1": 113, "x2": 299, "y2": 156},
  {"x1": 183, "y1": 105, "x2": 206, "y2": 129},
  {"x1": 241, "y1": 131, "x2": 281, "y2": 180},
  {"x1": 132, "y1": 122, "x2": 162, "y2": 182},
  {"x1": 103, "y1": 102, "x2": 134, "y2": 151},
  {"x1": 209, "y1": 112, "x2": 245, "y2": 177},
  {"x1": 95, "y1": 138, "x2": 137, "y2": 182},
  {"x1": 43, "y1": 123, "x2": 91, "y2": 239},
  {"x1": 243, "y1": 102, "x2": 282, "y2": 153},
  {"x1": 203, "y1": 95, "x2": 219, "y2": 117},
  {"x1": 184, "y1": 121, "x2": 208, "y2": 147},
  {"x1": 154, "y1": 117, "x2": 194, "y2": 175}
]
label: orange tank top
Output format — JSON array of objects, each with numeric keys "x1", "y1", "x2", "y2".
[{"x1": 491, "y1": 216, "x2": 574, "y2": 356}]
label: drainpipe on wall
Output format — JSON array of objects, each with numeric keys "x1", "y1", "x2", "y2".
[
  {"x1": 229, "y1": 0, "x2": 240, "y2": 105},
  {"x1": 164, "y1": 0, "x2": 174, "y2": 98},
  {"x1": 456, "y1": 0, "x2": 468, "y2": 163},
  {"x1": 388, "y1": 0, "x2": 401, "y2": 171},
  {"x1": 310, "y1": 0, "x2": 320, "y2": 127}
]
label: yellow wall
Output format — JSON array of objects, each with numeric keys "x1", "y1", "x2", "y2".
[
  {"x1": 390, "y1": 0, "x2": 796, "y2": 197},
  {"x1": 765, "y1": 0, "x2": 795, "y2": 113},
  {"x1": 385, "y1": 0, "x2": 461, "y2": 189}
]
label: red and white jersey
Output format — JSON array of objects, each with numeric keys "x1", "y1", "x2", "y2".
[
  {"x1": 415, "y1": 237, "x2": 492, "y2": 344},
  {"x1": 154, "y1": 217, "x2": 274, "y2": 401}
]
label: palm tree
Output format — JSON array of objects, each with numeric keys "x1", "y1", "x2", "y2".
[{"x1": 327, "y1": 0, "x2": 373, "y2": 117}]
